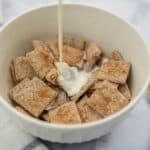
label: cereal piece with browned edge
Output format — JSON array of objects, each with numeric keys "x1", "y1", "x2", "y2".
[
  {"x1": 64, "y1": 35, "x2": 86, "y2": 50},
  {"x1": 11, "y1": 77, "x2": 58, "y2": 117},
  {"x1": 16, "y1": 106, "x2": 31, "y2": 116},
  {"x1": 87, "y1": 81, "x2": 128, "y2": 117},
  {"x1": 32, "y1": 40, "x2": 50, "y2": 52},
  {"x1": 118, "y1": 84, "x2": 132, "y2": 100},
  {"x1": 46, "y1": 68, "x2": 58, "y2": 85},
  {"x1": 12, "y1": 56, "x2": 35, "y2": 82},
  {"x1": 110, "y1": 50, "x2": 123, "y2": 61},
  {"x1": 73, "y1": 37, "x2": 85, "y2": 50},
  {"x1": 49, "y1": 101, "x2": 81, "y2": 124},
  {"x1": 84, "y1": 42, "x2": 102, "y2": 70},
  {"x1": 77, "y1": 96, "x2": 101, "y2": 123},
  {"x1": 76, "y1": 51, "x2": 87, "y2": 69},
  {"x1": 98, "y1": 60, "x2": 130, "y2": 84},
  {"x1": 9, "y1": 78, "x2": 30, "y2": 99},
  {"x1": 45, "y1": 90, "x2": 69, "y2": 111},
  {"x1": 63, "y1": 45, "x2": 84, "y2": 66},
  {"x1": 10, "y1": 62, "x2": 17, "y2": 83},
  {"x1": 63, "y1": 35, "x2": 73, "y2": 47},
  {"x1": 40, "y1": 112, "x2": 49, "y2": 121},
  {"x1": 76, "y1": 59, "x2": 84, "y2": 69},
  {"x1": 46, "y1": 40, "x2": 59, "y2": 60},
  {"x1": 92, "y1": 81, "x2": 118, "y2": 89},
  {"x1": 88, "y1": 81, "x2": 118, "y2": 98},
  {"x1": 26, "y1": 48, "x2": 54, "y2": 79},
  {"x1": 32, "y1": 40, "x2": 44, "y2": 48}
]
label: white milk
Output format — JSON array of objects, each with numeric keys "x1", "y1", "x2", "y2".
[
  {"x1": 57, "y1": 0, "x2": 91, "y2": 96},
  {"x1": 56, "y1": 62, "x2": 91, "y2": 96},
  {"x1": 58, "y1": 0, "x2": 63, "y2": 62}
]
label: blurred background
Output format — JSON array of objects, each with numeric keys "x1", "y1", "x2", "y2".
[{"x1": 0, "y1": 0, "x2": 150, "y2": 150}]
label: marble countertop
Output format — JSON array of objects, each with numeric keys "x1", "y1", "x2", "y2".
[{"x1": 1, "y1": 0, "x2": 150, "y2": 150}]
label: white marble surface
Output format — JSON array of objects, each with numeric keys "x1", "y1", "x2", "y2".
[{"x1": 1, "y1": 0, "x2": 150, "y2": 150}]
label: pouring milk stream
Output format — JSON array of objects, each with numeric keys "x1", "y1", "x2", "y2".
[{"x1": 56, "y1": 0, "x2": 91, "y2": 96}]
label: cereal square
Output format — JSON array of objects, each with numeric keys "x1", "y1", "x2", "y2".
[
  {"x1": 26, "y1": 48, "x2": 54, "y2": 79},
  {"x1": 9, "y1": 78, "x2": 30, "y2": 99},
  {"x1": 12, "y1": 56, "x2": 35, "y2": 81},
  {"x1": 49, "y1": 101, "x2": 81, "y2": 124},
  {"x1": 11, "y1": 77, "x2": 57, "y2": 117},
  {"x1": 98, "y1": 60, "x2": 130, "y2": 84},
  {"x1": 87, "y1": 81, "x2": 128, "y2": 117},
  {"x1": 85, "y1": 42, "x2": 102, "y2": 70},
  {"x1": 77, "y1": 96, "x2": 101, "y2": 123},
  {"x1": 63, "y1": 45, "x2": 84, "y2": 66}
]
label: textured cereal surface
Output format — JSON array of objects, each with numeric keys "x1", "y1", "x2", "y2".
[
  {"x1": 85, "y1": 42, "x2": 101, "y2": 70},
  {"x1": 63, "y1": 45, "x2": 84, "y2": 66},
  {"x1": 110, "y1": 50, "x2": 123, "y2": 60},
  {"x1": 26, "y1": 49, "x2": 54, "y2": 79},
  {"x1": 46, "y1": 40, "x2": 59, "y2": 60},
  {"x1": 11, "y1": 77, "x2": 57, "y2": 117},
  {"x1": 45, "y1": 90, "x2": 69, "y2": 111},
  {"x1": 13, "y1": 56, "x2": 35, "y2": 81},
  {"x1": 87, "y1": 81, "x2": 128, "y2": 117},
  {"x1": 77, "y1": 96, "x2": 101, "y2": 123},
  {"x1": 98, "y1": 60, "x2": 130, "y2": 84},
  {"x1": 64, "y1": 35, "x2": 85, "y2": 50},
  {"x1": 49, "y1": 101, "x2": 81, "y2": 124}
]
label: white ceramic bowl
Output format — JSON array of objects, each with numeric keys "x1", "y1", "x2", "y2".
[{"x1": 0, "y1": 4, "x2": 150, "y2": 143}]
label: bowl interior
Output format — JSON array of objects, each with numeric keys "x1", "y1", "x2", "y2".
[{"x1": 0, "y1": 4, "x2": 149, "y2": 110}]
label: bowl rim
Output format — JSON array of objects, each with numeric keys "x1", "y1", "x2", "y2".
[{"x1": 0, "y1": 3, "x2": 150, "y2": 130}]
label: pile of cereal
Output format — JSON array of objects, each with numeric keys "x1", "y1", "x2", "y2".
[{"x1": 9, "y1": 36, "x2": 131, "y2": 124}]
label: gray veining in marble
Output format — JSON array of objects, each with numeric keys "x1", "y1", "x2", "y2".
[{"x1": 1, "y1": 0, "x2": 150, "y2": 150}]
